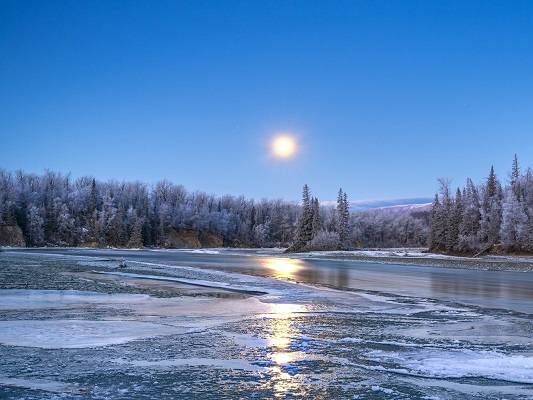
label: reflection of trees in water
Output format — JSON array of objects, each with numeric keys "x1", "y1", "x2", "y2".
[
  {"x1": 430, "y1": 272, "x2": 503, "y2": 299},
  {"x1": 261, "y1": 257, "x2": 349, "y2": 289},
  {"x1": 295, "y1": 265, "x2": 349, "y2": 289}
]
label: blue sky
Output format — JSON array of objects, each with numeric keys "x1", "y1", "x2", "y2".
[{"x1": 1, "y1": 1, "x2": 532, "y2": 204}]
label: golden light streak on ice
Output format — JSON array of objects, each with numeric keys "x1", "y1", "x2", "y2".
[
  {"x1": 273, "y1": 352, "x2": 291, "y2": 365},
  {"x1": 256, "y1": 301, "x2": 304, "y2": 396}
]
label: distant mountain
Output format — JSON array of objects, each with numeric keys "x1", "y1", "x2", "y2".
[
  {"x1": 360, "y1": 203, "x2": 432, "y2": 215},
  {"x1": 348, "y1": 197, "x2": 433, "y2": 212}
]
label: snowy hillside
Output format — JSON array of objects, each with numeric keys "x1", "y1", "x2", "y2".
[{"x1": 362, "y1": 203, "x2": 432, "y2": 215}]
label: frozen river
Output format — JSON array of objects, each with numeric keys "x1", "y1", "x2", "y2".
[
  {"x1": 14, "y1": 247, "x2": 533, "y2": 314},
  {"x1": 1, "y1": 248, "x2": 532, "y2": 399}
]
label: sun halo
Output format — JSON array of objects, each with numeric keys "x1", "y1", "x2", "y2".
[{"x1": 272, "y1": 135, "x2": 296, "y2": 158}]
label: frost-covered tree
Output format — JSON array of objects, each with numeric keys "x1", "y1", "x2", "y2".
[
  {"x1": 429, "y1": 178, "x2": 454, "y2": 252},
  {"x1": 306, "y1": 231, "x2": 341, "y2": 251},
  {"x1": 429, "y1": 193, "x2": 444, "y2": 251},
  {"x1": 26, "y1": 205, "x2": 44, "y2": 246},
  {"x1": 479, "y1": 166, "x2": 502, "y2": 247},
  {"x1": 55, "y1": 201, "x2": 76, "y2": 246},
  {"x1": 0, "y1": 169, "x2": 17, "y2": 225},
  {"x1": 510, "y1": 154, "x2": 520, "y2": 192},
  {"x1": 290, "y1": 184, "x2": 313, "y2": 250},
  {"x1": 337, "y1": 189, "x2": 350, "y2": 245},
  {"x1": 311, "y1": 197, "x2": 322, "y2": 238},
  {"x1": 429, "y1": 157, "x2": 533, "y2": 254},
  {"x1": 128, "y1": 216, "x2": 144, "y2": 248},
  {"x1": 458, "y1": 178, "x2": 482, "y2": 252},
  {"x1": 446, "y1": 188, "x2": 462, "y2": 251},
  {"x1": 352, "y1": 208, "x2": 429, "y2": 248},
  {"x1": 500, "y1": 189, "x2": 528, "y2": 250}
]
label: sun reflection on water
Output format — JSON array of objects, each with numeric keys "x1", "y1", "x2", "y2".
[
  {"x1": 262, "y1": 301, "x2": 303, "y2": 397},
  {"x1": 262, "y1": 258, "x2": 303, "y2": 280},
  {"x1": 273, "y1": 352, "x2": 291, "y2": 365},
  {"x1": 257, "y1": 258, "x2": 308, "y2": 396}
]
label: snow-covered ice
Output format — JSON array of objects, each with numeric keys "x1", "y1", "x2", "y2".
[
  {"x1": 0, "y1": 319, "x2": 181, "y2": 348},
  {"x1": 363, "y1": 348, "x2": 533, "y2": 384},
  {"x1": 1, "y1": 250, "x2": 532, "y2": 399}
]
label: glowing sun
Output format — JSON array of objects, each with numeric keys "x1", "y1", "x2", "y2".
[{"x1": 272, "y1": 135, "x2": 296, "y2": 158}]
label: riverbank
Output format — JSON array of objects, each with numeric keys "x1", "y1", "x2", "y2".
[
  {"x1": 288, "y1": 249, "x2": 533, "y2": 272},
  {"x1": 4, "y1": 245, "x2": 533, "y2": 272}
]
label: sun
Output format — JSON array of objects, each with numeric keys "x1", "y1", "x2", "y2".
[{"x1": 272, "y1": 135, "x2": 296, "y2": 158}]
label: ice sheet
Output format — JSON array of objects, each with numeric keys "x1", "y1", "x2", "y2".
[
  {"x1": 0, "y1": 319, "x2": 182, "y2": 348},
  {"x1": 110, "y1": 357, "x2": 262, "y2": 371},
  {"x1": 363, "y1": 348, "x2": 533, "y2": 384},
  {"x1": 0, "y1": 289, "x2": 150, "y2": 310},
  {"x1": 0, "y1": 377, "x2": 87, "y2": 393}
]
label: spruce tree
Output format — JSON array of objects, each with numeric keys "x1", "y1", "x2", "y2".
[
  {"x1": 288, "y1": 184, "x2": 314, "y2": 251},
  {"x1": 311, "y1": 197, "x2": 322, "y2": 238},
  {"x1": 447, "y1": 188, "x2": 462, "y2": 251},
  {"x1": 429, "y1": 193, "x2": 444, "y2": 251},
  {"x1": 337, "y1": 188, "x2": 350, "y2": 245},
  {"x1": 299, "y1": 184, "x2": 313, "y2": 244},
  {"x1": 510, "y1": 154, "x2": 521, "y2": 197}
]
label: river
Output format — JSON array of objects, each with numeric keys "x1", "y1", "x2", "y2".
[
  {"x1": 15, "y1": 247, "x2": 533, "y2": 315},
  {"x1": 2, "y1": 248, "x2": 532, "y2": 399}
]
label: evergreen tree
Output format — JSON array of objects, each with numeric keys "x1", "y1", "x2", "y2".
[
  {"x1": 311, "y1": 197, "x2": 322, "y2": 238},
  {"x1": 500, "y1": 189, "x2": 528, "y2": 250},
  {"x1": 446, "y1": 188, "x2": 462, "y2": 251},
  {"x1": 480, "y1": 166, "x2": 502, "y2": 246},
  {"x1": 510, "y1": 154, "x2": 522, "y2": 199},
  {"x1": 429, "y1": 191, "x2": 449, "y2": 252},
  {"x1": 297, "y1": 184, "x2": 313, "y2": 245},
  {"x1": 483, "y1": 166, "x2": 499, "y2": 213},
  {"x1": 286, "y1": 184, "x2": 314, "y2": 251},
  {"x1": 337, "y1": 188, "x2": 350, "y2": 245},
  {"x1": 510, "y1": 154, "x2": 520, "y2": 185},
  {"x1": 458, "y1": 178, "x2": 481, "y2": 251},
  {"x1": 343, "y1": 192, "x2": 349, "y2": 240}
]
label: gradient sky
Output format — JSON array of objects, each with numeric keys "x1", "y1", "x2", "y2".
[{"x1": 1, "y1": 1, "x2": 532, "y2": 204}]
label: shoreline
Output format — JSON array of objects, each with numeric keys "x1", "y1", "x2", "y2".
[
  {"x1": 281, "y1": 249, "x2": 533, "y2": 272},
  {"x1": 3, "y1": 246, "x2": 533, "y2": 272}
]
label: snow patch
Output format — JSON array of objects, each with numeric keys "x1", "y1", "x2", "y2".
[
  {"x1": 189, "y1": 249, "x2": 221, "y2": 254},
  {"x1": 0, "y1": 289, "x2": 151, "y2": 310},
  {"x1": 364, "y1": 348, "x2": 533, "y2": 384},
  {"x1": 0, "y1": 319, "x2": 181, "y2": 348},
  {"x1": 0, "y1": 377, "x2": 88, "y2": 393}
]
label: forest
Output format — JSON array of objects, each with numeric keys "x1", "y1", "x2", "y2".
[
  {"x1": 0, "y1": 169, "x2": 429, "y2": 250},
  {"x1": 429, "y1": 155, "x2": 533, "y2": 254},
  {"x1": 3, "y1": 156, "x2": 530, "y2": 254}
]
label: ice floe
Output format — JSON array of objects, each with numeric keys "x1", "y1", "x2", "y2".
[
  {"x1": 363, "y1": 348, "x2": 533, "y2": 384},
  {"x1": 0, "y1": 319, "x2": 181, "y2": 348}
]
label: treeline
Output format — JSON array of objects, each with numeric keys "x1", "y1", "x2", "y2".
[
  {"x1": 351, "y1": 208, "x2": 430, "y2": 248},
  {"x1": 286, "y1": 185, "x2": 352, "y2": 252},
  {"x1": 0, "y1": 169, "x2": 432, "y2": 250},
  {"x1": 285, "y1": 185, "x2": 430, "y2": 250},
  {"x1": 429, "y1": 155, "x2": 533, "y2": 254},
  {"x1": 0, "y1": 169, "x2": 300, "y2": 247}
]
